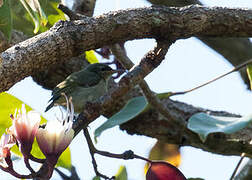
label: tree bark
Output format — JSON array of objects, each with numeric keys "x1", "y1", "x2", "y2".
[{"x1": 1, "y1": 5, "x2": 252, "y2": 92}]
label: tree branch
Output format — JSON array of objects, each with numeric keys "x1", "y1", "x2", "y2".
[
  {"x1": 148, "y1": 0, "x2": 252, "y2": 88},
  {"x1": 120, "y1": 98, "x2": 252, "y2": 158},
  {"x1": 1, "y1": 5, "x2": 252, "y2": 92}
]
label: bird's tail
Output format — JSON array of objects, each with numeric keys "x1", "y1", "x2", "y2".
[{"x1": 45, "y1": 102, "x2": 54, "y2": 112}]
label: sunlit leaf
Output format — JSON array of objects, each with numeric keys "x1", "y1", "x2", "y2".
[
  {"x1": 0, "y1": 92, "x2": 71, "y2": 169},
  {"x1": 187, "y1": 112, "x2": 252, "y2": 142},
  {"x1": 146, "y1": 161, "x2": 186, "y2": 180},
  {"x1": 0, "y1": 92, "x2": 35, "y2": 135},
  {"x1": 56, "y1": 146, "x2": 72, "y2": 170},
  {"x1": 10, "y1": 0, "x2": 62, "y2": 35},
  {"x1": 94, "y1": 96, "x2": 148, "y2": 138},
  {"x1": 115, "y1": 166, "x2": 127, "y2": 180},
  {"x1": 246, "y1": 64, "x2": 252, "y2": 90},
  {"x1": 19, "y1": 0, "x2": 40, "y2": 33},
  {"x1": 25, "y1": 0, "x2": 48, "y2": 26},
  {"x1": 145, "y1": 142, "x2": 181, "y2": 173},
  {"x1": 43, "y1": 1, "x2": 66, "y2": 27},
  {"x1": 85, "y1": 50, "x2": 99, "y2": 64},
  {"x1": 0, "y1": 0, "x2": 12, "y2": 40}
]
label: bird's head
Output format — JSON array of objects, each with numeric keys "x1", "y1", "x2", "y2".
[{"x1": 86, "y1": 63, "x2": 122, "y2": 79}]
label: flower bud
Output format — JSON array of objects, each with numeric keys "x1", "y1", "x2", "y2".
[{"x1": 8, "y1": 104, "x2": 41, "y2": 156}]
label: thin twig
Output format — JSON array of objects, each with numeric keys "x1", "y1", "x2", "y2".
[
  {"x1": 0, "y1": 166, "x2": 33, "y2": 179},
  {"x1": 170, "y1": 59, "x2": 252, "y2": 96},
  {"x1": 28, "y1": 154, "x2": 45, "y2": 163},
  {"x1": 83, "y1": 128, "x2": 111, "y2": 179},
  {"x1": 24, "y1": 157, "x2": 35, "y2": 174},
  {"x1": 83, "y1": 128, "x2": 152, "y2": 179},
  {"x1": 230, "y1": 140, "x2": 252, "y2": 180},
  {"x1": 230, "y1": 153, "x2": 246, "y2": 180}
]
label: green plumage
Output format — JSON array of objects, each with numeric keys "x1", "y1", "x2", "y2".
[{"x1": 45, "y1": 63, "x2": 116, "y2": 113}]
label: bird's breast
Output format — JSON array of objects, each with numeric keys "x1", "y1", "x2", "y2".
[{"x1": 70, "y1": 80, "x2": 107, "y2": 113}]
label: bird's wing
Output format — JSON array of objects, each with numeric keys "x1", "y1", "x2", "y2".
[
  {"x1": 52, "y1": 71, "x2": 100, "y2": 98},
  {"x1": 45, "y1": 71, "x2": 101, "y2": 112},
  {"x1": 73, "y1": 70, "x2": 101, "y2": 87}
]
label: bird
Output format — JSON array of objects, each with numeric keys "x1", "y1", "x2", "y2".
[{"x1": 45, "y1": 63, "x2": 121, "y2": 113}]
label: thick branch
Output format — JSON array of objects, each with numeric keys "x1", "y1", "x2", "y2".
[
  {"x1": 1, "y1": 5, "x2": 252, "y2": 92},
  {"x1": 120, "y1": 98, "x2": 252, "y2": 158},
  {"x1": 148, "y1": 0, "x2": 252, "y2": 88}
]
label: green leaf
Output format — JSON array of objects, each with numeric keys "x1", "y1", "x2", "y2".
[
  {"x1": 56, "y1": 146, "x2": 72, "y2": 170},
  {"x1": 19, "y1": 0, "x2": 40, "y2": 33},
  {"x1": 10, "y1": 0, "x2": 35, "y2": 36},
  {"x1": 0, "y1": 92, "x2": 72, "y2": 170},
  {"x1": 0, "y1": 92, "x2": 45, "y2": 157},
  {"x1": 40, "y1": 1, "x2": 65, "y2": 28},
  {"x1": 246, "y1": 64, "x2": 252, "y2": 90},
  {"x1": 0, "y1": 92, "x2": 35, "y2": 135},
  {"x1": 85, "y1": 50, "x2": 99, "y2": 64},
  {"x1": 115, "y1": 166, "x2": 127, "y2": 180},
  {"x1": 10, "y1": 0, "x2": 63, "y2": 35},
  {"x1": 94, "y1": 96, "x2": 148, "y2": 138},
  {"x1": 187, "y1": 112, "x2": 252, "y2": 142},
  {"x1": 29, "y1": 0, "x2": 48, "y2": 26},
  {"x1": 94, "y1": 92, "x2": 172, "y2": 139},
  {"x1": 0, "y1": 0, "x2": 12, "y2": 40}
]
